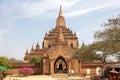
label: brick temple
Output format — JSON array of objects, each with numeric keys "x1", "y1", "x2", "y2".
[
  {"x1": 8, "y1": 6, "x2": 119, "y2": 76},
  {"x1": 24, "y1": 6, "x2": 79, "y2": 74}
]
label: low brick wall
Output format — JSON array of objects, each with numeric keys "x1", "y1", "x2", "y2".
[
  {"x1": 3, "y1": 69, "x2": 19, "y2": 75},
  {"x1": 3, "y1": 63, "x2": 42, "y2": 76}
]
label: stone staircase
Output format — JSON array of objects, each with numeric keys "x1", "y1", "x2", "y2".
[{"x1": 52, "y1": 73, "x2": 68, "y2": 78}]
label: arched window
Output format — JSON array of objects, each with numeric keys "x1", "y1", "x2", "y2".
[
  {"x1": 48, "y1": 44, "x2": 51, "y2": 48},
  {"x1": 70, "y1": 42, "x2": 73, "y2": 47}
]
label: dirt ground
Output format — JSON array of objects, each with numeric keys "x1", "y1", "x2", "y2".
[{"x1": 3, "y1": 75, "x2": 90, "y2": 80}]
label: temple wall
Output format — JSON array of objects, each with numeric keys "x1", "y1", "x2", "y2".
[
  {"x1": 4, "y1": 67, "x2": 42, "y2": 75},
  {"x1": 43, "y1": 58, "x2": 50, "y2": 74},
  {"x1": 43, "y1": 40, "x2": 49, "y2": 48},
  {"x1": 68, "y1": 61, "x2": 72, "y2": 72},
  {"x1": 80, "y1": 67, "x2": 96, "y2": 75},
  {"x1": 72, "y1": 59, "x2": 79, "y2": 74},
  {"x1": 67, "y1": 40, "x2": 78, "y2": 48},
  {"x1": 4, "y1": 63, "x2": 42, "y2": 75},
  {"x1": 4, "y1": 61, "x2": 120, "y2": 76},
  {"x1": 79, "y1": 62, "x2": 104, "y2": 75},
  {"x1": 50, "y1": 59, "x2": 54, "y2": 75}
]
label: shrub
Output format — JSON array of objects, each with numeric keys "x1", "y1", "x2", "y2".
[
  {"x1": 19, "y1": 67, "x2": 33, "y2": 76},
  {"x1": 0, "y1": 57, "x2": 11, "y2": 69},
  {"x1": 29, "y1": 56, "x2": 41, "y2": 63}
]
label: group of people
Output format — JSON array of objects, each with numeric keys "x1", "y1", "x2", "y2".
[
  {"x1": 101, "y1": 68, "x2": 120, "y2": 80},
  {"x1": 90, "y1": 68, "x2": 120, "y2": 80},
  {"x1": 107, "y1": 73, "x2": 120, "y2": 80}
]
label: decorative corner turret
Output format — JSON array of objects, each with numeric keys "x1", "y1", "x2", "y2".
[
  {"x1": 31, "y1": 44, "x2": 34, "y2": 51},
  {"x1": 45, "y1": 32, "x2": 48, "y2": 37},
  {"x1": 74, "y1": 32, "x2": 76, "y2": 36},
  {"x1": 35, "y1": 41, "x2": 40, "y2": 50},
  {"x1": 81, "y1": 41, "x2": 85, "y2": 48},
  {"x1": 25, "y1": 48, "x2": 29, "y2": 55}
]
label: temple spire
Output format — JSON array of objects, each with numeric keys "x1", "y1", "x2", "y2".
[
  {"x1": 59, "y1": 5, "x2": 63, "y2": 16},
  {"x1": 56, "y1": 5, "x2": 66, "y2": 27}
]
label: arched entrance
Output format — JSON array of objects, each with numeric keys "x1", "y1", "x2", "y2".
[{"x1": 54, "y1": 56, "x2": 67, "y2": 73}]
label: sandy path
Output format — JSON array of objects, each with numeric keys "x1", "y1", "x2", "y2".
[
  {"x1": 4, "y1": 75, "x2": 90, "y2": 80},
  {"x1": 4, "y1": 75, "x2": 54, "y2": 80}
]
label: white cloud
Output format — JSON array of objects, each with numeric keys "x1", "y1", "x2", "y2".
[
  {"x1": 0, "y1": 0, "x2": 81, "y2": 18},
  {"x1": 64, "y1": 0, "x2": 120, "y2": 18},
  {"x1": 64, "y1": 5, "x2": 106, "y2": 17},
  {"x1": 20, "y1": 0, "x2": 81, "y2": 18},
  {"x1": 1, "y1": 0, "x2": 120, "y2": 19}
]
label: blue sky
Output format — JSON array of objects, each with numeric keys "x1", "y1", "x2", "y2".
[{"x1": 0, "y1": 0, "x2": 120, "y2": 60}]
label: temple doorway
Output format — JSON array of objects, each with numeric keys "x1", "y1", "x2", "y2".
[{"x1": 54, "y1": 56, "x2": 67, "y2": 73}]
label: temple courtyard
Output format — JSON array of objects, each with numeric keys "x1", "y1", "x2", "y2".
[{"x1": 4, "y1": 75, "x2": 90, "y2": 80}]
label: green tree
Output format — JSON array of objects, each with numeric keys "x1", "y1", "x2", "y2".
[
  {"x1": 90, "y1": 41, "x2": 112, "y2": 63},
  {"x1": 73, "y1": 45, "x2": 98, "y2": 62},
  {"x1": 0, "y1": 57, "x2": 11, "y2": 68},
  {"x1": 94, "y1": 15, "x2": 120, "y2": 62},
  {"x1": 29, "y1": 56, "x2": 41, "y2": 63},
  {"x1": 73, "y1": 15, "x2": 120, "y2": 62},
  {"x1": 0, "y1": 57, "x2": 11, "y2": 78}
]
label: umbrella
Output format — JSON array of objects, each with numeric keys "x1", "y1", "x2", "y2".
[
  {"x1": 0, "y1": 66, "x2": 7, "y2": 70},
  {"x1": 109, "y1": 70, "x2": 119, "y2": 74},
  {"x1": 0, "y1": 66, "x2": 7, "y2": 77}
]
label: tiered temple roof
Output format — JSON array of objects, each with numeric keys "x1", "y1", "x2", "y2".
[
  {"x1": 24, "y1": 6, "x2": 79, "y2": 61},
  {"x1": 43, "y1": 6, "x2": 79, "y2": 49}
]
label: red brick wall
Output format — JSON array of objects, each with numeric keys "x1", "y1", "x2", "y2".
[{"x1": 4, "y1": 63, "x2": 42, "y2": 75}]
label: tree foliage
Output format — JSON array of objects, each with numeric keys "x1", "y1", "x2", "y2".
[
  {"x1": 73, "y1": 45, "x2": 98, "y2": 62},
  {"x1": 94, "y1": 15, "x2": 120, "y2": 62},
  {"x1": 94, "y1": 16, "x2": 120, "y2": 51},
  {"x1": 95, "y1": 16, "x2": 120, "y2": 37},
  {"x1": 90, "y1": 41, "x2": 112, "y2": 63},
  {"x1": 0, "y1": 57, "x2": 11, "y2": 69},
  {"x1": 29, "y1": 56, "x2": 41, "y2": 63},
  {"x1": 74, "y1": 15, "x2": 120, "y2": 63}
]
